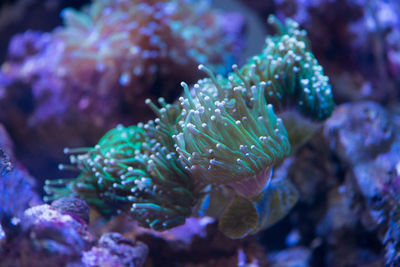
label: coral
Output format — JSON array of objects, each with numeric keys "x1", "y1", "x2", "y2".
[
  {"x1": 46, "y1": 15, "x2": 333, "y2": 240},
  {"x1": 229, "y1": 15, "x2": 334, "y2": 148},
  {"x1": 175, "y1": 14, "x2": 333, "y2": 194},
  {"x1": 324, "y1": 101, "x2": 400, "y2": 266},
  {"x1": 5, "y1": 0, "x2": 400, "y2": 265},
  {"x1": 0, "y1": 0, "x2": 243, "y2": 178},
  {"x1": 53, "y1": 0, "x2": 241, "y2": 95},
  {"x1": 174, "y1": 64, "x2": 294, "y2": 238},
  {"x1": 324, "y1": 101, "x2": 394, "y2": 165},
  {"x1": 0, "y1": 147, "x2": 11, "y2": 176},
  {"x1": 237, "y1": 16, "x2": 334, "y2": 122},
  {"x1": 241, "y1": 0, "x2": 400, "y2": 104},
  {"x1": 174, "y1": 15, "x2": 331, "y2": 238},
  {"x1": 51, "y1": 197, "x2": 90, "y2": 224},
  {"x1": 0, "y1": 202, "x2": 93, "y2": 267},
  {"x1": 4, "y1": 0, "x2": 243, "y2": 111},
  {"x1": 45, "y1": 102, "x2": 197, "y2": 231},
  {"x1": 0, "y1": 145, "x2": 40, "y2": 225},
  {"x1": 175, "y1": 74, "x2": 290, "y2": 195},
  {"x1": 82, "y1": 232, "x2": 148, "y2": 267},
  {"x1": 268, "y1": 246, "x2": 311, "y2": 267}
]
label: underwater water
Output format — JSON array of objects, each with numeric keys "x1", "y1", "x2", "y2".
[{"x1": 0, "y1": 0, "x2": 399, "y2": 266}]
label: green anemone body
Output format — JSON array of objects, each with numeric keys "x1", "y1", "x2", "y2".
[
  {"x1": 174, "y1": 16, "x2": 334, "y2": 185},
  {"x1": 174, "y1": 67, "x2": 291, "y2": 188},
  {"x1": 219, "y1": 175, "x2": 299, "y2": 239},
  {"x1": 45, "y1": 15, "x2": 333, "y2": 237},
  {"x1": 172, "y1": 15, "x2": 334, "y2": 238},
  {"x1": 46, "y1": 101, "x2": 196, "y2": 230},
  {"x1": 232, "y1": 15, "x2": 334, "y2": 122}
]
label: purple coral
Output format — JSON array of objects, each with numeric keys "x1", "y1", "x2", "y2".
[
  {"x1": 324, "y1": 101, "x2": 394, "y2": 165},
  {"x1": 82, "y1": 232, "x2": 148, "y2": 267},
  {"x1": 0, "y1": 143, "x2": 40, "y2": 224},
  {"x1": 0, "y1": 202, "x2": 93, "y2": 266},
  {"x1": 0, "y1": 124, "x2": 40, "y2": 252},
  {"x1": 324, "y1": 101, "x2": 400, "y2": 265}
]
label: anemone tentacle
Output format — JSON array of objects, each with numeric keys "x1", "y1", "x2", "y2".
[
  {"x1": 45, "y1": 15, "x2": 334, "y2": 238},
  {"x1": 46, "y1": 102, "x2": 196, "y2": 230},
  {"x1": 230, "y1": 15, "x2": 334, "y2": 121},
  {"x1": 174, "y1": 64, "x2": 291, "y2": 196}
]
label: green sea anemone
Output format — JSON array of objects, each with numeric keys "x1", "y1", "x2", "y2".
[
  {"x1": 172, "y1": 14, "x2": 334, "y2": 237},
  {"x1": 45, "y1": 15, "x2": 333, "y2": 239},
  {"x1": 174, "y1": 64, "x2": 298, "y2": 238},
  {"x1": 174, "y1": 66, "x2": 291, "y2": 198},
  {"x1": 45, "y1": 100, "x2": 196, "y2": 230},
  {"x1": 236, "y1": 15, "x2": 334, "y2": 121},
  {"x1": 230, "y1": 15, "x2": 334, "y2": 148}
]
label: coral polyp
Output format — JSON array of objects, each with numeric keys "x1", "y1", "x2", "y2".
[
  {"x1": 175, "y1": 67, "x2": 291, "y2": 198},
  {"x1": 45, "y1": 101, "x2": 196, "y2": 230},
  {"x1": 172, "y1": 15, "x2": 333, "y2": 238},
  {"x1": 236, "y1": 15, "x2": 334, "y2": 121},
  {"x1": 173, "y1": 62, "x2": 298, "y2": 238},
  {"x1": 52, "y1": 0, "x2": 241, "y2": 100},
  {"x1": 45, "y1": 15, "x2": 333, "y2": 239},
  {"x1": 221, "y1": 15, "x2": 334, "y2": 149}
]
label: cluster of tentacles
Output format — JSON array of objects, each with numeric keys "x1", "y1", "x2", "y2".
[{"x1": 45, "y1": 15, "x2": 334, "y2": 239}]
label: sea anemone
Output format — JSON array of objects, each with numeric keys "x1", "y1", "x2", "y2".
[
  {"x1": 173, "y1": 64, "x2": 297, "y2": 238},
  {"x1": 175, "y1": 66, "x2": 291, "y2": 198},
  {"x1": 45, "y1": 100, "x2": 196, "y2": 230},
  {"x1": 238, "y1": 15, "x2": 334, "y2": 121},
  {"x1": 229, "y1": 15, "x2": 334, "y2": 148},
  {"x1": 173, "y1": 16, "x2": 332, "y2": 237},
  {"x1": 44, "y1": 15, "x2": 332, "y2": 238}
]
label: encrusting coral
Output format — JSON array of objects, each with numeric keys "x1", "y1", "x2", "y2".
[{"x1": 45, "y1": 15, "x2": 333, "y2": 239}]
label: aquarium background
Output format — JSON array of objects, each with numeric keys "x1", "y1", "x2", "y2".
[{"x1": 0, "y1": 0, "x2": 399, "y2": 266}]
